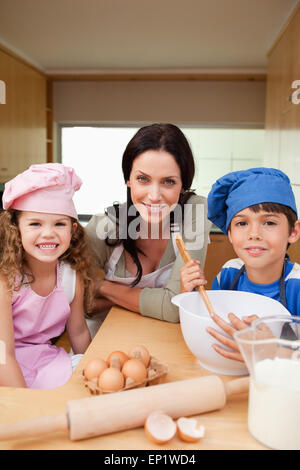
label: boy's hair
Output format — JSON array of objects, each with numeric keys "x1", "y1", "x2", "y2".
[
  {"x1": 248, "y1": 203, "x2": 297, "y2": 234},
  {"x1": 228, "y1": 202, "x2": 297, "y2": 235},
  {"x1": 0, "y1": 210, "x2": 97, "y2": 313}
]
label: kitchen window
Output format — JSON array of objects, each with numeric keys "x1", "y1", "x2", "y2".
[{"x1": 60, "y1": 125, "x2": 264, "y2": 219}]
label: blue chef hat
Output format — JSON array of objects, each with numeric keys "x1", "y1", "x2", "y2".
[{"x1": 207, "y1": 167, "x2": 298, "y2": 234}]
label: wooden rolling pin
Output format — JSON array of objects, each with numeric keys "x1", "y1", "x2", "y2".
[
  {"x1": 176, "y1": 235, "x2": 215, "y2": 317},
  {"x1": 0, "y1": 375, "x2": 249, "y2": 442}
]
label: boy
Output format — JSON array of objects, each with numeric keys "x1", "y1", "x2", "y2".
[{"x1": 180, "y1": 168, "x2": 300, "y2": 362}]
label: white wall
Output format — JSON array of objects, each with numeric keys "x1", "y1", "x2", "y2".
[
  {"x1": 53, "y1": 79, "x2": 266, "y2": 125},
  {"x1": 54, "y1": 79, "x2": 266, "y2": 216}
]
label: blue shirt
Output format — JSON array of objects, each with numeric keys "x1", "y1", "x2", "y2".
[{"x1": 212, "y1": 258, "x2": 300, "y2": 316}]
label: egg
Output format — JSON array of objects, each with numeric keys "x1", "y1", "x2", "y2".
[
  {"x1": 83, "y1": 358, "x2": 107, "y2": 381},
  {"x1": 122, "y1": 358, "x2": 147, "y2": 383},
  {"x1": 128, "y1": 345, "x2": 151, "y2": 367},
  {"x1": 98, "y1": 367, "x2": 125, "y2": 391},
  {"x1": 107, "y1": 350, "x2": 129, "y2": 368}
]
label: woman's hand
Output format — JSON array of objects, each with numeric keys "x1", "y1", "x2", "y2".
[
  {"x1": 180, "y1": 260, "x2": 207, "y2": 293},
  {"x1": 206, "y1": 313, "x2": 258, "y2": 362}
]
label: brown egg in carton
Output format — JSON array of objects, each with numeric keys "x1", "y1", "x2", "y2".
[{"x1": 80, "y1": 354, "x2": 169, "y2": 395}]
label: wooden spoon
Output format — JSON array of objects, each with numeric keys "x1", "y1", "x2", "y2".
[{"x1": 176, "y1": 234, "x2": 216, "y2": 318}]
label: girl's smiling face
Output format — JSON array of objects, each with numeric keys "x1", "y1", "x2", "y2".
[
  {"x1": 228, "y1": 207, "x2": 300, "y2": 282},
  {"x1": 127, "y1": 150, "x2": 183, "y2": 226},
  {"x1": 18, "y1": 211, "x2": 76, "y2": 264}
]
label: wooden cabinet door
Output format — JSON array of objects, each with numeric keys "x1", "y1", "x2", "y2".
[
  {"x1": 0, "y1": 49, "x2": 47, "y2": 182},
  {"x1": 204, "y1": 233, "x2": 236, "y2": 289},
  {"x1": 279, "y1": 104, "x2": 300, "y2": 185},
  {"x1": 0, "y1": 52, "x2": 14, "y2": 181},
  {"x1": 290, "y1": 8, "x2": 300, "y2": 98},
  {"x1": 265, "y1": 6, "x2": 300, "y2": 187}
]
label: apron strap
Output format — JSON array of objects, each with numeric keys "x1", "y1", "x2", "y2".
[
  {"x1": 279, "y1": 255, "x2": 297, "y2": 340},
  {"x1": 105, "y1": 244, "x2": 124, "y2": 276},
  {"x1": 229, "y1": 264, "x2": 246, "y2": 290},
  {"x1": 279, "y1": 255, "x2": 288, "y2": 309},
  {"x1": 229, "y1": 255, "x2": 290, "y2": 309},
  {"x1": 170, "y1": 231, "x2": 179, "y2": 256}
]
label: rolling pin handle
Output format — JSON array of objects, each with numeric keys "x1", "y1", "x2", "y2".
[
  {"x1": 0, "y1": 413, "x2": 68, "y2": 441},
  {"x1": 224, "y1": 377, "x2": 249, "y2": 397}
]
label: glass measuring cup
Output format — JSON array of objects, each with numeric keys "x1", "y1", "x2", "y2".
[{"x1": 234, "y1": 315, "x2": 300, "y2": 450}]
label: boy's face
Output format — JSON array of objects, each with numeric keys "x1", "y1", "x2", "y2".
[{"x1": 228, "y1": 207, "x2": 300, "y2": 282}]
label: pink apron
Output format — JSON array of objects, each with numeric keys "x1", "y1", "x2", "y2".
[{"x1": 12, "y1": 263, "x2": 72, "y2": 389}]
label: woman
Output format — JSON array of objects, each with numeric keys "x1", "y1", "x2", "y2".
[{"x1": 85, "y1": 123, "x2": 211, "y2": 336}]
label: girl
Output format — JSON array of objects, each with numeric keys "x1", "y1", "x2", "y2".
[
  {"x1": 0, "y1": 163, "x2": 95, "y2": 389},
  {"x1": 85, "y1": 123, "x2": 211, "y2": 337}
]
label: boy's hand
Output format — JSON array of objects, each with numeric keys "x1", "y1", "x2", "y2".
[
  {"x1": 180, "y1": 260, "x2": 207, "y2": 293},
  {"x1": 206, "y1": 313, "x2": 258, "y2": 362}
]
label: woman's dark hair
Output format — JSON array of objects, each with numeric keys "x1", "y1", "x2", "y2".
[
  {"x1": 106, "y1": 123, "x2": 196, "y2": 285},
  {"x1": 122, "y1": 123, "x2": 195, "y2": 192}
]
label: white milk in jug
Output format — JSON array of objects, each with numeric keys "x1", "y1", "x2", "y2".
[{"x1": 248, "y1": 357, "x2": 300, "y2": 449}]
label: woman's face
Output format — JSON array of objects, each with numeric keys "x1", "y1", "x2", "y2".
[{"x1": 127, "y1": 150, "x2": 183, "y2": 226}]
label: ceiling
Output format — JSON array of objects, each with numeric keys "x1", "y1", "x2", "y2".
[{"x1": 0, "y1": 0, "x2": 299, "y2": 74}]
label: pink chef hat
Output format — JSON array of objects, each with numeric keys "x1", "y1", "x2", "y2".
[{"x1": 3, "y1": 163, "x2": 82, "y2": 220}]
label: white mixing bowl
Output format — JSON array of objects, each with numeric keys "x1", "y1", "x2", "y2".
[{"x1": 172, "y1": 290, "x2": 290, "y2": 376}]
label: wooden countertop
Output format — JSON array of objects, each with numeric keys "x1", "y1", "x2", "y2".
[{"x1": 0, "y1": 307, "x2": 266, "y2": 450}]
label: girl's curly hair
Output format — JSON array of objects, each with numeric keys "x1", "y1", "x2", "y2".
[{"x1": 0, "y1": 209, "x2": 97, "y2": 313}]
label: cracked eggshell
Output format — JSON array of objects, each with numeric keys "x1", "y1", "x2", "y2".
[
  {"x1": 177, "y1": 417, "x2": 205, "y2": 442},
  {"x1": 144, "y1": 411, "x2": 177, "y2": 444}
]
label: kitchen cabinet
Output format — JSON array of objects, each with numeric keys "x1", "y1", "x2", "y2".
[
  {"x1": 204, "y1": 232, "x2": 236, "y2": 289},
  {"x1": 0, "y1": 47, "x2": 47, "y2": 182},
  {"x1": 287, "y1": 236, "x2": 300, "y2": 265},
  {"x1": 279, "y1": 104, "x2": 300, "y2": 182},
  {"x1": 264, "y1": 5, "x2": 300, "y2": 199},
  {"x1": 46, "y1": 79, "x2": 53, "y2": 162}
]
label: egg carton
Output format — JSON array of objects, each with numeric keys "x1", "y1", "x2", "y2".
[{"x1": 80, "y1": 357, "x2": 169, "y2": 395}]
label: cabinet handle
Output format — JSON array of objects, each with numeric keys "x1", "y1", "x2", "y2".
[{"x1": 0, "y1": 168, "x2": 8, "y2": 171}]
